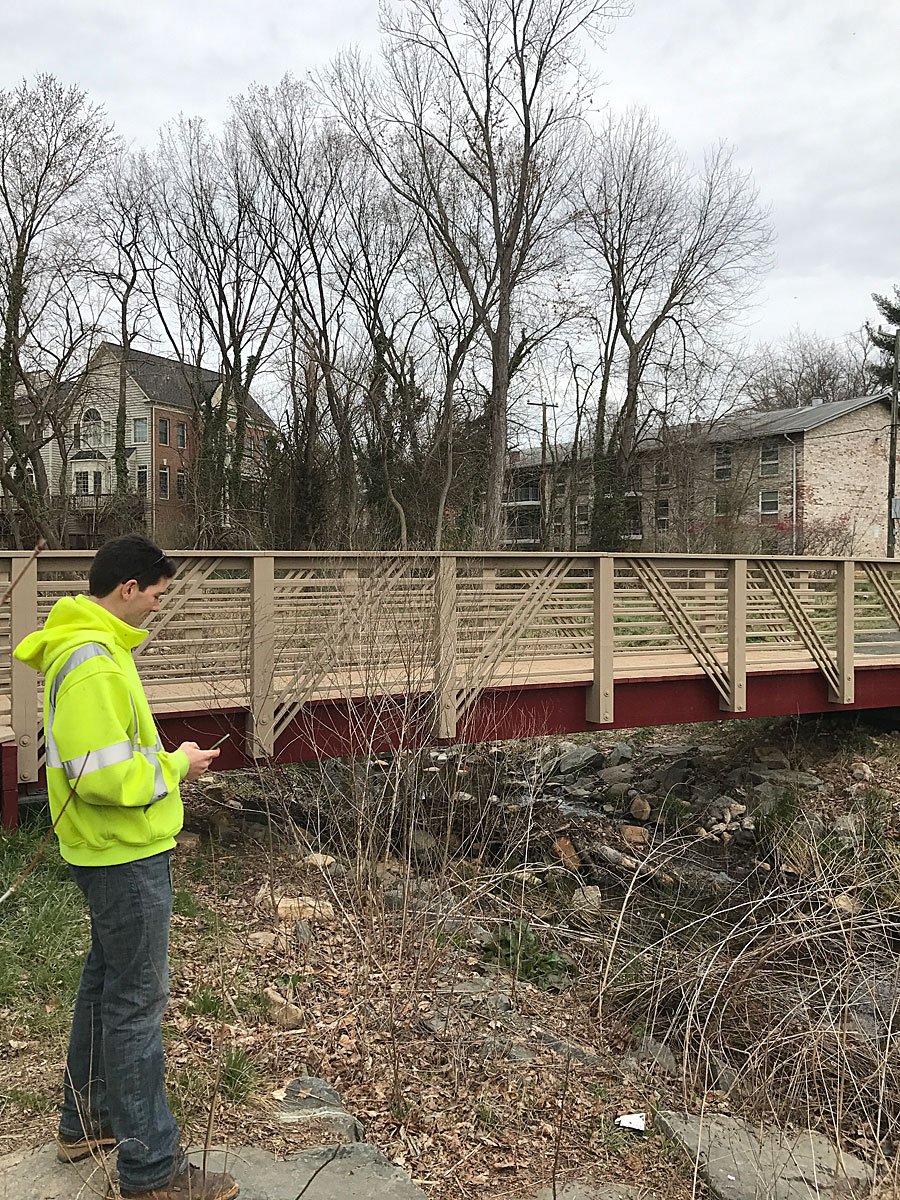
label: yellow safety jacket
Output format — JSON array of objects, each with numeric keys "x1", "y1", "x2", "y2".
[{"x1": 13, "y1": 594, "x2": 189, "y2": 866}]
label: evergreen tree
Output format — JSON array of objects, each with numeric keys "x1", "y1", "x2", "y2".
[{"x1": 867, "y1": 286, "x2": 900, "y2": 388}]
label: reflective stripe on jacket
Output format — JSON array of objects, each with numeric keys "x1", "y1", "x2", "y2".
[{"x1": 13, "y1": 594, "x2": 190, "y2": 867}]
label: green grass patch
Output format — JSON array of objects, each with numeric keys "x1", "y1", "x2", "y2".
[
  {"x1": 221, "y1": 1045, "x2": 257, "y2": 1104},
  {"x1": 0, "y1": 813, "x2": 88, "y2": 1035}
]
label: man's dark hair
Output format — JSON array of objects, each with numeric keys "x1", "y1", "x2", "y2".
[{"x1": 89, "y1": 535, "x2": 176, "y2": 597}]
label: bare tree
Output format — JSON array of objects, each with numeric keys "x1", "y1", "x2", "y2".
[
  {"x1": 142, "y1": 116, "x2": 283, "y2": 545},
  {"x1": 578, "y1": 107, "x2": 772, "y2": 491},
  {"x1": 90, "y1": 152, "x2": 156, "y2": 496},
  {"x1": 0, "y1": 74, "x2": 115, "y2": 545},
  {"x1": 329, "y1": 0, "x2": 624, "y2": 547},
  {"x1": 745, "y1": 326, "x2": 873, "y2": 410}
]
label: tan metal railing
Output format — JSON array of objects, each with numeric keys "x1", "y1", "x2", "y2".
[{"x1": 2, "y1": 550, "x2": 900, "y2": 783}]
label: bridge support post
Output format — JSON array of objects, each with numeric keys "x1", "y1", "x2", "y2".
[
  {"x1": 434, "y1": 555, "x2": 458, "y2": 740},
  {"x1": 723, "y1": 557, "x2": 747, "y2": 713},
  {"x1": 833, "y1": 559, "x2": 855, "y2": 704},
  {"x1": 247, "y1": 554, "x2": 276, "y2": 759},
  {"x1": 586, "y1": 556, "x2": 614, "y2": 725},
  {"x1": 10, "y1": 555, "x2": 39, "y2": 784}
]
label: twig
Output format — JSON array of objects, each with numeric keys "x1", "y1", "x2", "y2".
[
  {"x1": 0, "y1": 540, "x2": 45, "y2": 607},
  {"x1": 294, "y1": 1145, "x2": 341, "y2": 1198}
]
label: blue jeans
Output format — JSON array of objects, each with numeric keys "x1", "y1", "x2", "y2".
[{"x1": 60, "y1": 851, "x2": 184, "y2": 1193}]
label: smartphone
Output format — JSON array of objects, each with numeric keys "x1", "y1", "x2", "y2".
[{"x1": 210, "y1": 734, "x2": 231, "y2": 750}]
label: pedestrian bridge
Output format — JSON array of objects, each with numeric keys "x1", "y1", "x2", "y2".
[{"x1": 3, "y1": 549, "x2": 900, "y2": 825}]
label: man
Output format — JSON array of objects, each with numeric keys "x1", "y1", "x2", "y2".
[{"x1": 14, "y1": 535, "x2": 238, "y2": 1200}]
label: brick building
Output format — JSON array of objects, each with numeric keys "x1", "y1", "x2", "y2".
[
  {"x1": 505, "y1": 392, "x2": 896, "y2": 556},
  {"x1": 28, "y1": 342, "x2": 274, "y2": 547}
]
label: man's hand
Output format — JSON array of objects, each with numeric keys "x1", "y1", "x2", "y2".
[{"x1": 178, "y1": 741, "x2": 221, "y2": 781}]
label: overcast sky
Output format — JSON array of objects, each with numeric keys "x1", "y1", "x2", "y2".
[{"x1": 4, "y1": 0, "x2": 899, "y2": 347}]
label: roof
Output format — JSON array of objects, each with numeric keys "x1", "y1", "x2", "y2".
[
  {"x1": 95, "y1": 342, "x2": 275, "y2": 429},
  {"x1": 508, "y1": 392, "x2": 892, "y2": 466},
  {"x1": 706, "y1": 392, "x2": 891, "y2": 443}
]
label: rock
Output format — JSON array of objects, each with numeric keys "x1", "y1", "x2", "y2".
[
  {"x1": 754, "y1": 744, "x2": 791, "y2": 769},
  {"x1": 831, "y1": 892, "x2": 861, "y2": 916},
  {"x1": 660, "y1": 762, "x2": 692, "y2": 791},
  {"x1": 852, "y1": 762, "x2": 874, "y2": 782},
  {"x1": 247, "y1": 931, "x2": 278, "y2": 951},
  {"x1": 656, "y1": 1111, "x2": 871, "y2": 1200},
  {"x1": 506, "y1": 1042, "x2": 537, "y2": 1062},
  {"x1": 175, "y1": 831, "x2": 200, "y2": 851},
  {"x1": 606, "y1": 741, "x2": 634, "y2": 766},
  {"x1": 572, "y1": 885, "x2": 605, "y2": 915},
  {"x1": 597, "y1": 763, "x2": 633, "y2": 786},
  {"x1": 303, "y1": 852, "x2": 336, "y2": 869},
  {"x1": 534, "y1": 1030, "x2": 602, "y2": 1064},
  {"x1": 629, "y1": 796, "x2": 652, "y2": 821},
  {"x1": 635, "y1": 1035, "x2": 678, "y2": 1076},
  {"x1": 264, "y1": 986, "x2": 305, "y2": 1030},
  {"x1": 0, "y1": 1142, "x2": 428, "y2": 1200},
  {"x1": 558, "y1": 744, "x2": 607, "y2": 775},
  {"x1": 278, "y1": 1076, "x2": 365, "y2": 1143},
  {"x1": 276, "y1": 896, "x2": 335, "y2": 922},
  {"x1": 764, "y1": 769, "x2": 823, "y2": 790},
  {"x1": 551, "y1": 836, "x2": 581, "y2": 872},
  {"x1": 621, "y1": 824, "x2": 649, "y2": 848},
  {"x1": 327, "y1": 860, "x2": 349, "y2": 879}
]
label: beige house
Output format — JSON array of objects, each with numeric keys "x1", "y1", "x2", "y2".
[
  {"x1": 505, "y1": 393, "x2": 896, "y2": 556},
  {"x1": 22, "y1": 342, "x2": 274, "y2": 547}
]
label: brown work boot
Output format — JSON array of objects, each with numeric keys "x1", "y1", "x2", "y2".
[
  {"x1": 118, "y1": 1161, "x2": 239, "y2": 1199},
  {"x1": 57, "y1": 1126, "x2": 117, "y2": 1162}
]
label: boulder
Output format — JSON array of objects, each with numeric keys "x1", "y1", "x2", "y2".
[
  {"x1": 656, "y1": 1111, "x2": 871, "y2": 1200},
  {"x1": 558, "y1": 744, "x2": 607, "y2": 775}
]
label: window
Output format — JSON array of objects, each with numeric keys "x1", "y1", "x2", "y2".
[
  {"x1": 715, "y1": 493, "x2": 732, "y2": 518},
  {"x1": 575, "y1": 503, "x2": 590, "y2": 538},
  {"x1": 158, "y1": 417, "x2": 169, "y2": 446},
  {"x1": 159, "y1": 466, "x2": 169, "y2": 500},
  {"x1": 627, "y1": 464, "x2": 642, "y2": 494},
  {"x1": 715, "y1": 445, "x2": 732, "y2": 481},
  {"x1": 82, "y1": 408, "x2": 101, "y2": 447},
  {"x1": 625, "y1": 496, "x2": 643, "y2": 539},
  {"x1": 176, "y1": 422, "x2": 186, "y2": 449},
  {"x1": 74, "y1": 471, "x2": 90, "y2": 495},
  {"x1": 514, "y1": 480, "x2": 540, "y2": 503},
  {"x1": 655, "y1": 461, "x2": 670, "y2": 487},
  {"x1": 655, "y1": 498, "x2": 670, "y2": 532},
  {"x1": 551, "y1": 512, "x2": 565, "y2": 540},
  {"x1": 759, "y1": 442, "x2": 779, "y2": 478},
  {"x1": 92, "y1": 471, "x2": 103, "y2": 496},
  {"x1": 760, "y1": 490, "x2": 779, "y2": 523},
  {"x1": 176, "y1": 468, "x2": 186, "y2": 500},
  {"x1": 137, "y1": 465, "x2": 148, "y2": 496},
  {"x1": 133, "y1": 417, "x2": 148, "y2": 444},
  {"x1": 245, "y1": 434, "x2": 254, "y2": 455}
]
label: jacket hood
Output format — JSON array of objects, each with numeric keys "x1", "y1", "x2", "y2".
[{"x1": 13, "y1": 594, "x2": 148, "y2": 676}]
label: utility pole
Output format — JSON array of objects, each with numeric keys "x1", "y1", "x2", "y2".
[{"x1": 888, "y1": 329, "x2": 900, "y2": 557}]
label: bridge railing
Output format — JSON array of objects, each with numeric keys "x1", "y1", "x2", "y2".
[{"x1": 3, "y1": 550, "x2": 900, "y2": 780}]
